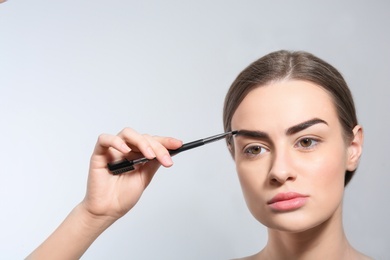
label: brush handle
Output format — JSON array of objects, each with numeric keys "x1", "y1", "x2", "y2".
[{"x1": 107, "y1": 131, "x2": 237, "y2": 175}]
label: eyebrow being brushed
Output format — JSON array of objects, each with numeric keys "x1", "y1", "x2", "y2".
[{"x1": 235, "y1": 118, "x2": 328, "y2": 140}]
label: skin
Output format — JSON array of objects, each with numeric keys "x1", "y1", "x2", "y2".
[
  {"x1": 26, "y1": 128, "x2": 183, "y2": 260},
  {"x1": 230, "y1": 80, "x2": 369, "y2": 259},
  {"x1": 26, "y1": 79, "x2": 371, "y2": 259}
]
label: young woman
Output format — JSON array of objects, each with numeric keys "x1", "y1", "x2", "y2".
[{"x1": 27, "y1": 50, "x2": 371, "y2": 259}]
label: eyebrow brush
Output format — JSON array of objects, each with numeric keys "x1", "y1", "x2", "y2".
[{"x1": 108, "y1": 130, "x2": 238, "y2": 175}]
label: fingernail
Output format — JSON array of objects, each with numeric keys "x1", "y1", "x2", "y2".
[
  {"x1": 121, "y1": 143, "x2": 131, "y2": 153},
  {"x1": 163, "y1": 154, "x2": 173, "y2": 166},
  {"x1": 147, "y1": 147, "x2": 156, "y2": 158}
]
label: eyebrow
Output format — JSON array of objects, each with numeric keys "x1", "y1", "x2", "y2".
[
  {"x1": 235, "y1": 118, "x2": 328, "y2": 140},
  {"x1": 285, "y1": 118, "x2": 328, "y2": 135},
  {"x1": 235, "y1": 129, "x2": 271, "y2": 141}
]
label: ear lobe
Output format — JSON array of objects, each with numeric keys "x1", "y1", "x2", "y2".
[{"x1": 346, "y1": 125, "x2": 364, "y2": 171}]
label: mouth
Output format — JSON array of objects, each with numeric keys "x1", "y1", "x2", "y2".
[{"x1": 267, "y1": 192, "x2": 309, "y2": 212}]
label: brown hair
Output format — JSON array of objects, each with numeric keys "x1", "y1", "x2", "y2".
[{"x1": 223, "y1": 50, "x2": 358, "y2": 186}]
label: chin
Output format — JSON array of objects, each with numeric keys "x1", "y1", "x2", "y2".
[
  {"x1": 256, "y1": 211, "x2": 330, "y2": 234},
  {"x1": 268, "y1": 222, "x2": 321, "y2": 234}
]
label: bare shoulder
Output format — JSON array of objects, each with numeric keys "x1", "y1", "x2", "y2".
[
  {"x1": 351, "y1": 249, "x2": 373, "y2": 260},
  {"x1": 356, "y1": 254, "x2": 373, "y2": 260},
  {"x1": 358, "y1": 253, "x2": 373, "y2": 260},
  {"x1": 230, "y1": 248, "x2": 372, "y2": 260},
  {"x1": 230, "y1": 253, "x2": 259, "y2": 260},
  {"x1": 230, "y1": 250, "x2": 373, "y2": 260}
]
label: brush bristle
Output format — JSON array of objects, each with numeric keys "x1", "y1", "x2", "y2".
[{"x1": 111, "y1": 166, "x2": 134, "y2": 175}]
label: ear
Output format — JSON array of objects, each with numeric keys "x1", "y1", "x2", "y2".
[{"x1": 346, "y1": 125, "x2": 364, "y2": 171}]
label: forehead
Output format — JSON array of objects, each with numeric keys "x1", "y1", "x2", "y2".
[{"x1": 231, "y1": 80, "x2": 338, "y2": 130}]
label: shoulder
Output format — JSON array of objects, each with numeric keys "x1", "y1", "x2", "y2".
[
  {"x1": 230, "y1": 253, "x2": 259, "y2": 260},
  {"x1": 350, "y1": 248, "x2": 373, "y2": 260}
]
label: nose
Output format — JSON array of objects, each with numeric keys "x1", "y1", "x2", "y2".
[{"x1": 268, "y1": 148, "x2": 297, "y2": 185}]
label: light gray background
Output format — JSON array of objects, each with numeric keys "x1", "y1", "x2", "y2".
[{"x1": 1, "y1": 1, "x2": 389, "y2": 259}]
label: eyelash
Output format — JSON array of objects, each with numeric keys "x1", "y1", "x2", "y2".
[
  {"x1": 243, "y1": 144, "x2": 269, "y2": 157},
  {"x1": 294, "y1": 137, "x2": 321, "y2": 150},
  {"x1": 242, "y1": 137, "x2": 321, "y2": 157}
]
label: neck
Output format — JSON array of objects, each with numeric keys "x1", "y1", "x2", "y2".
[{"x1": 260, "y1": 204, "x2": 355, "y2": 260}]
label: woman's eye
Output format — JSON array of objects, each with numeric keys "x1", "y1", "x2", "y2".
[
  {"x1": 244, "y1": 145, "x2": 267, "y2": 156},
  {"x1": 296, "y1": 138, "x2": 319, "y2": 149}
]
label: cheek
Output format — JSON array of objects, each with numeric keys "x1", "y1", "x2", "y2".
[
  {"x1": 303, "y1": 147, "x2": 347, "y2": 203},
  {"x1": 235, "y1": 160, "x2": 269, "y2": 216},
  {"x1": 235, "y1": 152, "x2": 268, "y2": 186},
  {"x1": 304, "y1": 155, "x2": 344, "y2": 182}
]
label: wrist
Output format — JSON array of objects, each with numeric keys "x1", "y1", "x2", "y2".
[
  {"x1": 26, "y1": 203, "x2": 119, "y2": 260},
  {"x1": 75, "y1": 202, "x2": 117, "y2": 236}
]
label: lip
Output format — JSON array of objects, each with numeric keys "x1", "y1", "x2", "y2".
[{"x1": 267, "y1": 192, "x2": 309, "y2": 212}]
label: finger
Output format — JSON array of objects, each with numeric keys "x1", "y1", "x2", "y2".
[
  {"x1": 142, "y1": 135, "x2": 183, "y2": 167},
  {"x1": 117, "y1": 128, "x2": 159, "y2": 159},
  {"x1": 94, "y1": 133, "x2": 131, "y2": 156},
  {"x1": 152, "y1": 136, "x2": 183, "y2": 150}
]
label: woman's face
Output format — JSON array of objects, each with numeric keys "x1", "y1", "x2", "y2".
[{"x1": 230, "y1": 80, "x2": 361, "y2": 232}]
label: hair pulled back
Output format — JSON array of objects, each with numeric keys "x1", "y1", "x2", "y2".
[{"x1": 223, "y1": 50, "x2": 358, "y2": 185}]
